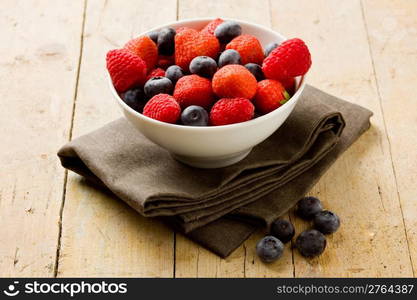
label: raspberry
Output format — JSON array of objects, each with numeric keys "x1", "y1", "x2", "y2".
[
  {"x1": 124, "y1": 36, "x2": 158, "y2": 70},
  {"x1": 175, "y1": 28, "x2": 220, "y2": 71},
  {"x1": 212, "y1": 65, "x2": 257, "y2": 99},
  {"x1": 106, "y1": 49, "x2": 147, "y2": 92},
  {"x1": 226, "y1": 34, "x2": 264, "y2": 65},
  {"x1": 253, "y1": 79, "x2": 290, "y2": 114},
  {"x1": 173, "y1": 75, "x2": 214, "y2": 109},
  {"x1": 262, "y1": 38, "x2": 311, "y2": 81},
  {"x1": 210, "y1": 98, "x2": 254, "y2": 126},
  {"x1": 146, "y1": 68, "x2": 166, "y2": 81},
  {"x1": 143, "y1": 94, "x2": 180, "y2": 123},
  {"x1": 201, "y1": 18, "x2": 224, "y2": 35}
]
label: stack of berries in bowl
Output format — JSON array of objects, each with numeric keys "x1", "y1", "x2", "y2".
[{"x1": 106, "y1": 18, "x2": 311, "y2": 126}]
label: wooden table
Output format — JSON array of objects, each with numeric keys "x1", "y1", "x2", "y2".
[{"x1": 1, "y1": 0, "x2": 416, "y2": 277}]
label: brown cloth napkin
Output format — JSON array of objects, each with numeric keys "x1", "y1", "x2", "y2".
[{"x1": 58, "y1": 85, "x2": 372, "y2": 257}]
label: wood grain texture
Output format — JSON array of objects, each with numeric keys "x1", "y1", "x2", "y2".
[
  {"x1": 362, "y1": 0, "x2": 417, "y2": 275},
  {"x1": 0, "y1": 0, "x2": 84, "y2": 276},
  {"x1": 271, "y1": 0, "x2": 413, "y2": 277},
  {"x1": 56, "y1": 0, "x2": 177, "y2": 277}
]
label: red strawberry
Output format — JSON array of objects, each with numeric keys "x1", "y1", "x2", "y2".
[
  {"x1": 157, "y1": 55, "x2": 175, "y2": 69},
  {"x1": 124, "y1": 36, "x2": 158, "y2": 70},
  {"x1": 280, "y1": 77, "x2": 296, "y2": 95},
  {"x1": 175, "y1": 28, "x2": 220, "y2": 70},
  {"x1": 210, "y1": 98, "x2": 255, "y2": 126},
  {"x1": 226, "y1": 34, "x2": 264, "y2": 65},
  {"x1": 143, "y1": 94, "x2": 181, "y2": 123},
  {"x1": 106, "y1": 49, "x2": 147, "y2": 92},
  {"x1": 212, "y1": 65, "x2": 257, "y2": 99},
  {"x1": 201, "y1": 18, "x2": 224, "y2": 35},
  {"x1": 146, "y1": 68, "x2": 166, "y2": 81},
  {"x1": 254, "y1": 79, "x2": 290, "y2": 114},
  {"x1": 173, "y1": 75, "x2": 214, "y2": 109},
  {"x1": 262, "y1": 38, "x2": 311, "y2": 81}
]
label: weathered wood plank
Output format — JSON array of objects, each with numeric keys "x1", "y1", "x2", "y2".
[
  {"x1": 56, "y1": 0, "x2": 177, "y2": 277},
  {"x1": 0, "y1": 0, "x2": 85, "y2": 276},
  {"x1": 174, "y1": 0, "x2": 295, "y2": 278},
  {"x1": 362, "y1": 0, "x2": 417, "y2": 275},
  {"x1": 271, "y1": 0, "x2": 413, "y2": 277}
]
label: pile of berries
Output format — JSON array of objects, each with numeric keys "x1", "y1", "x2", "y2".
[
  {"x1": 106, "y1": 19, "x2": 311, "y2": 126},
  {"x1": 256, "y1": 196, "x2": 340, "y2": 263}
]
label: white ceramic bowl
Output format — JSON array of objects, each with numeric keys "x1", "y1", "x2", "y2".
[{"x1": 109, "y1": 18, "x2": 306, "y2": 168}]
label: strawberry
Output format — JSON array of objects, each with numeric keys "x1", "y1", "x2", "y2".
[
  {"x1": 173, "y1": 75, "x2": 214, "y2": 109},
  {"x1": 254, "y1": 79, "x2": 290, "y2": 114},
  {"x1": 210, "y1": 98, "x2": 254, "y2": 126},
  {"x1": 175, "y1": 28, "x2": 220, "y2": 71},
  {"x1": 212, "y1": 65, "x2": 257, "y2": 99},
  {"x1": 146, "y1": 68, "x2": 166, "y2": 81},
  {"x1": 262, "y1": 38, "x2": 311, "y2": 81},
  {"x1": 124, "y1": 36, "x2": 158, "y2": 70},
  {"x1": 106, "y1": 49, "x2": 147, "y2": 92},
  {"x1": 280, "y1": 77, "x2": 296, "y2": 95},
  {"x1": 143, "y1": 94, "x2": 181, "y2": 123},
  {"x1": 201, "y1": 18, "x2": 224, "y2": 35},
  {"x1": 226, "y1": 34, "x2": 264, "y2": 65}
]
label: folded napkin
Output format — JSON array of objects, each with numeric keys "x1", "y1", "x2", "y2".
[{"x1": 58, "y1": 85, "x2": 372, "y2": 257}]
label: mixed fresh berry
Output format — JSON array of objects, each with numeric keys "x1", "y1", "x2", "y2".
[
  {"x1": 256, "y1": 196, "x2": 341, "y2": 263},
  {"x1": 106, "y1": 19, "x2": 311, "y2": 126}
]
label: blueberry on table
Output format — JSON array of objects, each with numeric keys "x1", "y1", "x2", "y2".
[
  {"x1": 256, "y1": 235, "x2": 284, "y2": 263},
  {"x1": 270, "y1": 219, "x2": 295, "y2": 243},
  {"x1": 157, "y1": 27, "x2": 176, "y2": 56},
  {"x1": 296, "y1": 196, "x2": 323, "y2": 220},
  {"x1": 144, "y1": 76, "x2": 173, "y2": 99},
  {"x1": 313, "y1": 210, "x2": 340, "y2": 234},
  {"x1": 181, "y1": 105, "x2": 209, "y2": 126},
  {"x1": 264, "y1": 42, "x2": 279, "y2": 57},
  {"x1": 189, "y1": 56, "x2": 217, "y2": 78},
  {"x1": 218, "y1": 49, "x2": 241, "y2": 67},
  {"x1": 244, "y1": 63, "x2": 264, "y2": 81},
  {"x1": 122, "y1": 88, "x2": 145, "y2": 112},
  {"x1": 148, "y1": 30, "x2": 159, "y2": 44},
  {"x1": 165, "y1": 65, "x2": 185, "y2": 84},
  {"x1": 296, "y1": 229, "x2": 327, "y2": 258},
  {"x1": 214, "y1": 21, "x2": 242, "y2": 44}
]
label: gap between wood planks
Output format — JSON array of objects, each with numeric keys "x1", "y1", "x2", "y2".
[
  {"x1": 359, "y1": 0, "x2": 415, "y2": 276},
  {"x1": 53, "y1": 0, "x2": 88, "y2": 278}
]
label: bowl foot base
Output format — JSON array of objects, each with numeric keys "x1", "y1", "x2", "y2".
[{"x1": 171, "y1": 149, "x2": 252, "y2": 169}]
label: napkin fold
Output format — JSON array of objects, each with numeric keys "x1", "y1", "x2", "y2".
[{"x1": 58, "y1": 85, "x2": 372, "y2": 257}]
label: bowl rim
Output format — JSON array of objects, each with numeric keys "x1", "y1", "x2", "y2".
[{"x1": 109, "y1": 17, "x2": 307, "y2": 132}]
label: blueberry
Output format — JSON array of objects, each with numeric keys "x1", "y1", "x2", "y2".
[
  {"x1": 313, "y1": 210, "x2": 340, "y2": 234},
  {"x1": 270, "y1": 219, "x2": 295, "y2": 243},
  {"x1": 296, "y1": 229, "x2": 327, "y2": 258},
  {"x1": 244, "y1": 63, "x2": 264, "y2": 81},
  {"x1": 157, "y1": 27, "x2": 176, "y2": 56},
  {"x1": 218, "y1": 49, "x2": 241, "y2": 67},
  {"x1": 264, "y1": 42, "x2": 279, "y2": 57},
  {"x1": 122, "y1": 88, "x2": 145, "y2": 112},
  {"x1": 165, "y1": 65, "x2": 185, "y2": 84},
  {"x1": 144, "y1": 76, "x2": 173, "y2": 99},
  {"x1": 296, "y1": 196, "x2": 323, "y2": 220},
  {"x1": 256, "y1": 236, "x2": 284, "y2": 263},
  {"x1": 189, "y1": 56, "x2": 217, "y2": 78},
  {"x1": 181, "y1": 106, "x2": 209, "y2": 126},
  {"x1": 214, "y1": 21, "x2": 242, "y2": 44},
  {"x1": 148, "y1": 30, "x2": 159, "y2": 44}
]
